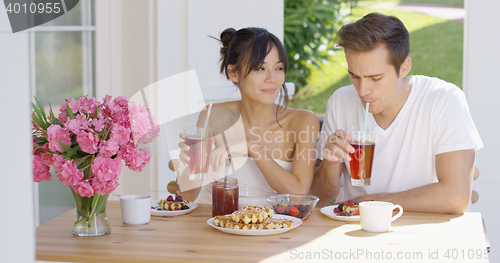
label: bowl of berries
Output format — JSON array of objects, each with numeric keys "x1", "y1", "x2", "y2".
[{"x1": 266, "y1": 194, "x2": 319, "y2": 221}]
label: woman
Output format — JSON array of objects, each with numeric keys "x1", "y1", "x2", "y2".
[{"x1": 179, "y1": 27, "x2": 319, "y2": 203}]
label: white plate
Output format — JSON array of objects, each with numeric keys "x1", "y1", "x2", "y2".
[
  {"x1": 320, "y1": 206, "x2": 360, "y2": 222},
  {"x1": 151, "y1": 200, "x2": 198, "y2": 216},
  {"x1": 207, "y1": 214, "x2": 302, "y2": 236}
]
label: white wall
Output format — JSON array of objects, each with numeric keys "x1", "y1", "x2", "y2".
[
  {"x1": 0, "y1": 4, "x2": 34, "y2": 263},
  {"x1": 96, "y1": 0, "x2": 159, "y2": 199},
  {"x1": 464, "y1": 0, "x2": 500, "y2": 258}
]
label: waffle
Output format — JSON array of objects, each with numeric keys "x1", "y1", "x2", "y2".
[
  {"x1": 213, "y1": 215, "x2": 293, "y2": 230},
  {"x1": 230, "y1": 205, "x2": 274, "y2": 224},
  {"x1": 158, "y1": 199, "x2": 190, "y2": 211}
]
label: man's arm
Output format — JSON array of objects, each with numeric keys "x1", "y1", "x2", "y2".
[
  {"x1": 351, "y1": 149, "x2": 475, "y2": 214},
  {"x1": 310, "y1": 130, "x2": 354, "y2": 207},
  {"x1": 310, "y1": 159, "x2": 343, "y2": 207}
]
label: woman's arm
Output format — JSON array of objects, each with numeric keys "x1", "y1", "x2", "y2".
[{"x1": 250, "y1": 110, "x2": 319, "y2": 194}]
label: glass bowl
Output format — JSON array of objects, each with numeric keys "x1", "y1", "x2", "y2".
[
  {"x1": 238, "y1": 188, "x2": 277, "y2": 209},
  {"x1": 266, "y1": 194, "x2": 319, "y2": 220}
]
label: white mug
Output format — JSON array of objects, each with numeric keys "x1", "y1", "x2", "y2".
[
  {"x1": 120, "y1": 194, "x2": 152, "y2": 225},
  {"x1": 359, "y1": 201, "x2": 403, "y2": 232}
]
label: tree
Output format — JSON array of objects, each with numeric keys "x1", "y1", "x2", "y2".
[{"x1": 284, "y1": 0, "x2": 356, "y2": 94}]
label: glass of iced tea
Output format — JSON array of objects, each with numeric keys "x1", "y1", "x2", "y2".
[
  {"x1": 212, "y1": 178, "x2": 239, "y2": 217},
  {"x1": 347, "y1": 131, "x2": 377, "y2": 186},
  {"x1": 183, "y1": 127, "x2": 214, "y2": 180}
]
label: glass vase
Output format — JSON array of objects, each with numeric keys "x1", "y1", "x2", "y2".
[{"x1": 71, "y1": 189, "x2": 111, "y2": 237}]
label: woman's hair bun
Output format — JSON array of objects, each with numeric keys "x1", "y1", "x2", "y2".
[{"x1": 220, "y1": 28, "x2": 237, "y2": 47}]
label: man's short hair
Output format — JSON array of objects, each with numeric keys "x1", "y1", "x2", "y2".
[{"x1": 337, "y1": 13, "x2": 410, "y2": 74}]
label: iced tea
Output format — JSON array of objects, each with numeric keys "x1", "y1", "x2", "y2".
[
  {"x1": 212, "y1": 178, "x2": 239, "y2": 217},
  {"x1": 347, "y1": 131, "x2": 377, "y2": 186},
  {"x1": 183, "y1": 127, "x2": 213, "y2": 180},
  {"x1": 185, "y1": 136, "x2": 213, "y2": 176}
]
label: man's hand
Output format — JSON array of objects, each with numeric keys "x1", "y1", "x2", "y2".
[{"x1": 321, "y1": 129, "x2": 355, "y2": 164}]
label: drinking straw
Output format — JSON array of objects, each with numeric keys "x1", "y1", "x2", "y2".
[
  {"x1": 362, "y1": 102, "x2": 369, "y2": 143},
  {"x1": 200, "y1": 103, "x2": 212, "y2": 181},
  {"x1": 202, "y1": 103, "x2": 213, "y2": 133}
]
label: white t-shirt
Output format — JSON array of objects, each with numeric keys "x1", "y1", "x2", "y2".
[{"x1": 316, "y1": 75, "x2": 483, "y2": 200}]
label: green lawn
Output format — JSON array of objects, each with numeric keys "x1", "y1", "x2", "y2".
[
  {"x1": 289, "y1": 0, "x2": 464, "y2": 114},
  {"x1": 377, "y1": 0, "x2": 463, "y2": 8}
]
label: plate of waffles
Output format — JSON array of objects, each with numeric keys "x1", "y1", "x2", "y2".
[
  {"x1": 208, "y1": 214, "x2": 302, "y2": 235},
  {"x1": 320, "y1": 206, "x2": 360, "y2": 222},
  {"x1": 151, "y1": 200, "x2": 198, "y2": 216},
  {"x1": 207, "y1": 205, "x2": 302, "y2": 235}
]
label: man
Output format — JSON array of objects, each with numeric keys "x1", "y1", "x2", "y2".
[{"x1": 310, "y1": 13, "x2": 483, "y2": 213}]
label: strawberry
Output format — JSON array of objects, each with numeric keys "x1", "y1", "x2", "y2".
[
  {"x1": 166, "y1": 195, "x2": 174, "y2": 201},
  {"x1": 333, "y1": 207, "x2": 340, "y2": 213},
  {"x1": 278, "y1": 205, "x2": 287, "y2": 214},
  {"x1": 288, "y1": 206, "x2": 299, "y2": 216},
  {"x1": 352, "y1": 210, "x2": 360, "y2": 216},
  {"x1": 346, "y1": 199, "x2": 354, "y2": 206}
]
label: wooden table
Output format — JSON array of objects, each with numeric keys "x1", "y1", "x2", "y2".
[{"x1": 36, "y1": 201, "x2": 489, "y2": 263}]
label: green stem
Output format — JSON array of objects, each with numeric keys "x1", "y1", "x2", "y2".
[{"x1": 71, "y1": 188, "x2": 109, "y2": 228}]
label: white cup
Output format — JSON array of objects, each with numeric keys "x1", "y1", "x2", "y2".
[
  {"x1": 120, "y1": 194, "x2": 152, "y2": 224},
  {"x1": 359, "y1": 201, "x2": 403, "y2": 232}
]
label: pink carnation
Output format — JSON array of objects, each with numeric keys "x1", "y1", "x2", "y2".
[
  {"x1": 91, "y1": 157, "x2": 122, "y2": 184},
  {"x1": 110, "y1": 124, "x2": 131, "y2": 145},
  {"x1": 58, "y1": 102, "x2": 68, "y2": 123},
  {"x1": 76, "y1": 130, "x2": 99, "y2": 154},
  {"x1": 73, "y1": 180, "x2": 94, "y2": 198},
  {"x1": 57, "y1": 160, "x2": 84, "y2": 187},
  {"x1": 91, "y1": 118, "x2": 106, "y2": 132},
  {"x1": 118, "y1": 145, "x2": 151, "y2": 172},
  {"x1": 47, "y1": 125, "x2": 72, "y2": 152},
  {"x1": 66, "y1": 115, "x2": 91, "y2": 133},
  {"x1": 98, "y1": 140, "x2": 119, "y2": 158},
  {"x1": 128, "y1": 102, "x2": 160, "y2": 144},
  {"x1": 52, "y1": 154, "x2": 66, "y2": 173},
  {"x1": 91, "y1": 157, "x2": 122, "y2": 195},
  {"x1": 81, "y1": 96, "x2": 98, "y2": 115},
  {"x1": 138, "y1": 124, "x2": 160, "y2": 144},
  {"x1": 67, "y1": 98, "x2": 82, "y2": 114},
  {"x1": 108, "y1": 96, "x2": 130, "y2": 127},
  {"x1": 91, "y1": 179, "x2": 119, "y2": 196},
  {"x1": 35, "y1": 150, "x2": 53, "y2": 166},
  {"x1": 110, "y1": 96, "x2": 128, "y2": 110},
  {"x1": 33, "y1": 155, "x2": 52, "y2": 182}
]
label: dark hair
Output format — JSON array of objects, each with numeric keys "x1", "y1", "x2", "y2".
[
  {"x1": 216, "y1": 27, "x2": 289, "y2": 124},
  {"x1": 337, "y1": 13, "x2": 410, "y2": 75}
]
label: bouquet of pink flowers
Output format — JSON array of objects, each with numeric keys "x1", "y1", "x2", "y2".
[{"x1": 32, "y1": 95, "x2": 159, "y2": 236}]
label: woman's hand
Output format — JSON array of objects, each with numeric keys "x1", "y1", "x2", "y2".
[
  {"x1": 178, "y1": 132, "x2": 216, "y2": 167},
  {"x1": 210, "y1": 141, "x2": 248, "y2": 171},
  {"x1": 321, "y1": 129, "x2": 355, "y2": 165}
]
